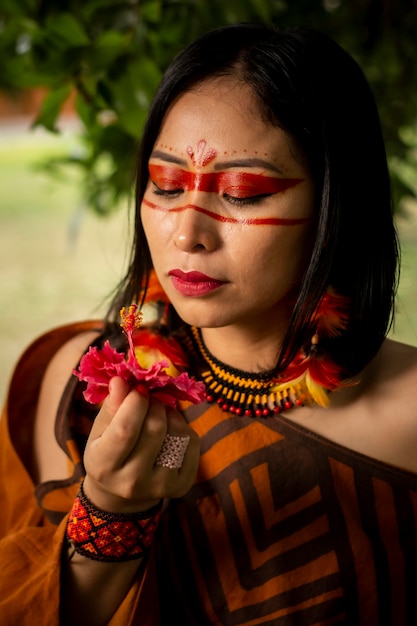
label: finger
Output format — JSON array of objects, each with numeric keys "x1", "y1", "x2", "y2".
[
  {"x1": 152, "y1": 427, "x2": 200, "y2": 498},
  {"x1": 108, "y1": 376, "x2": 131, "y2": 410},
  {"x1": 89, "y1": 388, "x2": 150, "y2": 469},
  {"x1": 153, "y1": 408, "x2": 199, "y2": 475},
  {"x1": 154, "y1": 433, "x2": 190, "y2": 470},
  {"x1": 88, "y1": 376, "x2": 131, "y2": 441},
  {"x1": 178, "y1": 428, "x2": 200, "y2": 479},
  {"x1": 124, "y1": 397, "x2": 169, "y2": 463},
  {"x1": 165, "y1": 406, "x2": 191, "y2": 434}
]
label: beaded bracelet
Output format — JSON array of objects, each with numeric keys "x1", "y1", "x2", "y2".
[{"x1": 66, "y1": 481, "x2": 162, "y2": 562}]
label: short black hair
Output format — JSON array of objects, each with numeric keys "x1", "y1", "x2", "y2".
[{"x1": 108, "y1": 22, "x2": 399, "y2": 379}]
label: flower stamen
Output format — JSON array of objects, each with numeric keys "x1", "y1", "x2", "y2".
[{"x1": 120, "y1": 304, "x2": 143, "y2": 356}]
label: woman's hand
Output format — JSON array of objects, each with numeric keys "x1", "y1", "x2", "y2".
[{"x1": 82, "y1": 376, "x2": 200, "y2": 513}]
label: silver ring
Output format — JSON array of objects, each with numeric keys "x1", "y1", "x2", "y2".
[{"x1": 155, "y1": 433, "x2": 190, "y2": 469}]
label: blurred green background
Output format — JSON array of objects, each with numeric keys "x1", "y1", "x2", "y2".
[
  {"x1": 0, "y1": 125, "x2": 130, "y2": 404},
  {"x1": 1, "y1": 0, "x2": 417, "y2": 404}
]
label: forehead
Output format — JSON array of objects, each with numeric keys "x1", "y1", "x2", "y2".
[{"x1": 154, "y1": 79, "x2": 298, "y2": 170}]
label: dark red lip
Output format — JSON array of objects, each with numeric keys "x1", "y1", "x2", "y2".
[
  {"x1": 168, "y1": 269, "x2": 226, "y2": 296},
  {"x1": 169, "y1": 269, "x2": 218, "y2": 282}
]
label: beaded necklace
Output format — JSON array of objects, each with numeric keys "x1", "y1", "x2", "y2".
[
  {"x1": 143, "y1": 272, "x2": 352, "y2": 418},
  {"x1": 183, "y1": 326, "x2": 321, "y2": 418}
]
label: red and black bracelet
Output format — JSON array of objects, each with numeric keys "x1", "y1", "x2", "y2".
[{"x1": 66, "y1": 481, "x2": 162, "y2": 562}]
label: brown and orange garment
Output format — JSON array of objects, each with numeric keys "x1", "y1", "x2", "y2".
[{"x1": 1, "y1": 322, "x2": 417, "y2": 625}]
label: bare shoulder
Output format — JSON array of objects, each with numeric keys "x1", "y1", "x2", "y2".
[
  {"x1": 361, "y1": 338, "x2": 417, "y2": 471},
  {"x1": 33, "y1": 330, "x2": 100, "y2": 484},
  {"x1": 370, "y1": 338, "x2": 417, "y2": 393},
  {"x1": 364, "y1": 338, "x2": 417, "y2": 422},
  {"x1": 41, "y1": 329, "x2": 101, "y2": 384},
  {"x1": 283, "y1": 338, "x2": 417, "y2": 472}
]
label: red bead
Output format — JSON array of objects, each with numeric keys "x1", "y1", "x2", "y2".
[
  {"x1": 262, "y1": 408, "x2": 270, "y2": 417},
  {"x1": 229, "y1": 406, "x2": 236, "y2": 413},
  {"x1": 295, "y1": 399, "x2": 303, "y2": 406},
  {"x1": 273, "y1": 406, "x2": 281, "y2": 413},
  {"x1": 206, "y1": 395, "x2": 214, "y2": 403},
  {"x1": 284, "y1": 401, "x2": 292, "y2": 410},
  {"x1": 255, "y1": 409, "x2": 262, "y2": 417},
  {"x1": 222, "y1": 403, "x2": 228, "y2": 411},
  {"x1": 235, "y1": 408, "x2": 242, "y2": 415},
  {"x1": 244, "y1": 409, "x2": 252, "y2": 417}
]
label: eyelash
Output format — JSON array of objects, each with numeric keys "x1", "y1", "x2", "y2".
[
  {"x1": 223, "y1": 193, "x2": 273, "y2": 206},
  {"x1": 152, "y1": 184, "x2": 183, "y2": 198},
  {"x1": 151, "y1": 183, "x2": 272, "y2": 206}
]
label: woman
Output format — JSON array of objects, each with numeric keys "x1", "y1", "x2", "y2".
[{"x1": 1, "y1": 23, "x2": 417, "y2": 626}]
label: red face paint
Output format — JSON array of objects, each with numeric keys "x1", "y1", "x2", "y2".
[
  {"x1": 148, "y1": 164, "x2": 302, "y2": 198},
  {"x1": 142, "y1": 198, "x2": 309, "y2": 226}
]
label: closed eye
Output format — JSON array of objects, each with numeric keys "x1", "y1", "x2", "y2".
[
  {"x1": 223, "y1": 192, "x2": 274, "y2": 206},
  {"x1": 151, "y1": 181, "x2": 184, "y2": 198}
]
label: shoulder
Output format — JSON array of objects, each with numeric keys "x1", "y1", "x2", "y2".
[
  {"x1": 292, "y1": 338, "x2": 417, "y2": 474},
  {"x1": 41, "y1": 328, "x2": 103, "y2": 379},
  {"x1": 379, "y1": 336, "x2": 417, "y2": 362},
  {"x1": 368, "y1": 338, "x2": 417, "y2": 397},
  {"x1": 30, "y1": 321, "x2": 105, "y2": 425},
  {"x1": 358, "y1": 338, "x2": 417, "y2": 472},
  {"x1": 33, "y1": 325, "x2": 103, "y2": 484}
]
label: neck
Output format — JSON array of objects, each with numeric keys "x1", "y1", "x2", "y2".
[
  {"x1": 184, "y1": 325, "x2": 312, "y2": 418},
  {"x1": 200, "y1": 324, "x2": 287, "y2": 373}
]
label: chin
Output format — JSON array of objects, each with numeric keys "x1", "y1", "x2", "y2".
[{"x1": 170, "y1": 301, "x2": 229, "y2": 329}]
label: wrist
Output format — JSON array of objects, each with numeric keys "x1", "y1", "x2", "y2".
[
  {"x1": 66, "y1": 480, "x2": 162, "y2": 563},
  {"x1": 82, "y1": 475, "x2": 161, "y2": 514}
]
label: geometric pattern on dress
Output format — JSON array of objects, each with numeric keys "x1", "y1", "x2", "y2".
[{"x1": 158, "y1": 401, "x2": 417, "y2": 625}]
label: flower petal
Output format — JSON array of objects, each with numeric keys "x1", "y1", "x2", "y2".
[{"x1": 74, "y1": 337, "x2": 205, "y2": 407}]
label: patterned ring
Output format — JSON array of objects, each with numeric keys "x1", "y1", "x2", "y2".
[{"x1": 155, "y1": 433, "x2": 191, "y2": 469}]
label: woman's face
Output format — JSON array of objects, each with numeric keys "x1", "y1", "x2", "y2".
[{"x1": 141, "y1": 78, "x2": 316, "y2": 337}]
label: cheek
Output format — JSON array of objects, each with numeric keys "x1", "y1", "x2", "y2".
[
  {"x1": 236, "y1": 226, "x2": 313, "y2": 282},
  {"x1": 141, "y1": 208, "x2": 163, "y2": 270},
  {"x1": 141, "y1": 203, "x2": 168, "y2": 251}
]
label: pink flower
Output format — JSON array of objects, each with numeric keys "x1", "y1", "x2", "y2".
[{"x1": 74, "y1": 306, "x2": 205, "y2": 408}]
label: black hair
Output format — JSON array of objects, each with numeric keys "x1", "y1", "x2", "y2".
[{"x1": 107, "y1": 22, "x2": 399, "y2": 379}]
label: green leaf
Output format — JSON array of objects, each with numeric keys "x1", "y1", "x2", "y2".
[
  {"x1": 75, "y1": 91, "x2": 96, "y2": 127},
  {"x1": 117, "y1": 109, "x2": 147, "y2": 138},
  {"x1": 140, "y1": 0, "x2": 162, "y2": 24},
  {"x1": 1, "y1": 0, "x2": 417, "y2": 216},
  {"x1": 32, "y1": 83, "x2": 72, "y2": 132},
  {"x1": 44, "y1": 13, "x2": 90, "y2": 49},
  {"x1": 87, "y1": 30, "x2": 130, "y2": 73},
  {"x1": 107, "y1": 55, "x2": 162, "y2": 116}
]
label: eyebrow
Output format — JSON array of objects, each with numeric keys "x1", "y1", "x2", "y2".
[
  {"x1": 214, "y1": 158, "x2": 285, "y2": 175},
  {"x1": 150, "y1": 150, "x2": 187, "y2": 165},
  {"x1": 150, "y1": 151, "x2": 285, "y2": 175}
]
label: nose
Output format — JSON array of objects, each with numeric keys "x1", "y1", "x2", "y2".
[{"x1": 173, "y1": 193, "x2": 220, "y2": 253}]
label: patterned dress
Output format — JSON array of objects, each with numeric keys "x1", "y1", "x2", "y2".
[
  {"x1": 155, "y1": 400, "x2": 417, "y2": 625},
  {"x1": 1, "y1": 322, "x2": 417, "y2": 625}
]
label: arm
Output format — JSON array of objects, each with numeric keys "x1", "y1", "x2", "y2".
[
  {"x1": 0, "y1": 326, "x2": 198, "y2": 626},
  {"x1": 61, "y1": 377, "x2": 200, "y2": 625},
  {"x1": 32, "y1": 333, "x2": 199, "y2": 626}
]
